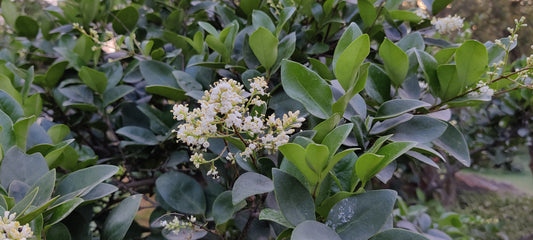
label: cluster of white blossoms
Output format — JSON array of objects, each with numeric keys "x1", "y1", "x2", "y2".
[
  {"x1": 431, "y1": 15, "x2": 464, "y2": 34},
  {"x1": 172, "y1": 77, "x2": 305, "y2": 178},
  {"x1": 470, "y1": 81, "x2": 494, "y2": 97},
  {"x1": 0, "y1": 211, "x2": 33, "y2": 240}
]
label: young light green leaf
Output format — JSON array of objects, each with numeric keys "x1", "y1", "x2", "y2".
[
  {"x1": 335, "y1": 34, "x2": 370, "y2": 92},
  {"x1": 305, "y1": 143, "x2": 330, "y2": 175},
  {"x1": 249, "y1": 27, "x2": 278, "y2": 70},
  {"x1": 322, "y1": 124, "x2": 354, "y2": 157},
  {"x1": 278, "y1": 143, "x2": 318, "y2": 185},
  {"x1": 379, "y1": 38, "x2": 409, "y2": 87},
  {"x1": 455, "y1": 40, "x2": 488, "y2": 87}
]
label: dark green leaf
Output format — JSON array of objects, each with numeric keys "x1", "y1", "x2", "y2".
[
  {"x1": 232, "y1": 172, "x2": 274, "y2": 205},
  {"x1": 156, "y1": 172, "x2": 206, "y2": 215},
  {"x1": 432, "y1": 0, "x2": 453, "y2": 15},
  {"x1": 45, "y1": 197, "x2": 84, "y2": 227},
  {"x1": 44, "y1": 61, "x2": 68, "y2": 88},
  {"x1": 326, "y1": 190, "x2": 397, "y2": 240},
  {"x1": 369, "y1": 228, "x2": 429, "y2": 240},
  {"x1": 15, "y1": 16, "x2": 39, "y2": 39},
  {"x1": 0, "y1": 147, "x2": 48, "y2": 189},
  {"x1": 259, "y1": 208, "x2": 294, "y2": 228},
  {"x1": 55, "y1": 165, "x2": 118, "y2": 196},
  {"x1": 252, "y1": 10, "x2": 275, "y2": 33},
  {"x1": 0, "y1": 90, "x2": 23, "y2": 122},
  {"x1": 103, "y1": 85, "x2": 134, "y2": 106},
  {"x1": 116, "y1": 126, "x2": 159, "y2": 145},
  {"x1": 358, "y1": 0, "x2": 377, "y2": 28},
  {"x1": 272, "y1": 169, "x2": 315, "y2": 226},
  {"x1": 432, "y1": 122, "x2": 471, "y2": 167},
  {"x1": 375, "y1": 99, "x2": 430, "y2": 120},
  {"x1": 82, "y1": 183, "x2": 118, "y2": 201},
  {"x1": 79, "y1": 66, "x2": 108, "y2": 94},
  {"x1": 281, "y1": 60, "x2": 333, "y2": 119},
  {"x1": 139, "y1": 60, "x2": 187, "y2": 101},
  {"x1": 212, "y1": 191, "x2": 246, "y2": 225},
  {"x1": 102, "y1": 194, "x2": 142, "y2": 240},
  {"x1": 437, "y1": 64, "x2": 461, "y2": 100},
  {"x1": 46, "y1": 223, "x2": 71, "y2": 240},
  {"x1": 112, "y1": 6, "x2": 139, "y2": 34},
  {"x1": 389, "y1": 116, "x2": 447, "y2": 143},
  {"x1": 80, "y1": 0, "x2": 99, "y2": 25},
  {"x1": 292, "y1": 221, "x2": 342, "y2": 240}
]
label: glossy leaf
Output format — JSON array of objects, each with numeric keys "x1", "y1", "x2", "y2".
[
  {"x1": 155, "y1": 172, "x2": 206, "y2": 214},
  {"x1": 335, "y1": 34, "x2": 370, "y2": 92},
  {"x1": 212, "y1": 191, "x2": 246, "y2": 225},
  {"x1": 232, "y1": 172, "x2": 274, "y2": 205},
  {"x1": 0, "y1": 90, "x2": 23, "y2": 122},
  {"x1": 292, "y1": 221, "x2": 342, "y2": 240},
  {"x1": 326, "y1": 190, "x2": 397, "y2": 240},
  {"x1": 139, "y1": 60, "x2": 186, "y2": 101},
  {"x1": 369, "y1": 228, "x2": 429, "y2": 240},
  {"x1": 252, "y1": 10, "x2": 275, "y2": 32},
  {"x1": 281, "y1": 60, "x2": 333, "y2": 119},
  {"x1": 432, "y1": 122, "x2": 471, "y2": 167},
  {"x1": 322, "y1": 124, "x2": 354, "y2": 157},
  {"x1": 249, "y1": 27, "x2": 278, "y2": 70},
  {"x1": 389, "y1": 116, "x2": 447, "y2": 143},
  {"x1": 260, "y1": 208, "x2": 294, "y2": 228},
  {"x1": 55, "y1": 165, "x2": 118, "y2": 197},
  {"x1": 375, "y1": 99, "x2": 430, "y2": 120},
  {"x1": 437, "y1": 64, "x2": 461, "y2": 100},
  {"x1": 278, "y1": 143, "x2": 318, "y2": 185},
  {"x1": 102, "y1": 194, "x2": 142, "y2": 240},
  {"x1": 112, "y1": 6, "x2": 139, "y2": 34},
  {"x1": 103, "y1": 85, "x2": 134, "y2": 106},
  {"x1": 455, "y1": 40, "x2": 488, "y2": 87},
  {"x1": 333, "y1": 23, "x2": 362, "y2": 68},
  {"x1": 79, "y1": 67, "x2": 108, "y2": 94},
  {"x1": 272, "y1": 169, "x2": 315, "y2": 226},
  {"x1": 379, "y1": 38, "x2": 409, "y2": 87}
]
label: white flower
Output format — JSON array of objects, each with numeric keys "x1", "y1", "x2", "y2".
[
  {"x1": 0, "y1": 211, "x2": 33, "y2": 240},
  {"x1": 431, "y1": 15, "x2": 464, "y2": 34}
]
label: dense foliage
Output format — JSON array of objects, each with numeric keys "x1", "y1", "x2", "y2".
[{"x1": 0, "y1": 0, "x2": 531, "y2": 239}]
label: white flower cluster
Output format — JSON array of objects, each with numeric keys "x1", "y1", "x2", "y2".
[
  {"x1": 161, "y1": 216, "x2": 197, "y2": 234},
  {"x1": 470, "y1": 81, "x2": 494, "y2": 97},
  {"x1": 0, "y1": 211, "x2": 33, "y2": 240},
  {"x1": 431, "y1": 15, "x2": 464, "y2": 34},
  {"x1": 172, "y1": 77, "x2": 305, "y2": 178}
]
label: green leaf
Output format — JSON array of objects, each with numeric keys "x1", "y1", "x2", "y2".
[
  {"x1": 292, "y1": 221, "x2": 342, "y2": 240},
  {"x1": 414, "y1": 49, "x2": 439, "y2": 93},
  {"x1": 375, "y1": 99, "x2": 431, "y2": 120},
  {"x1": 322, "y1": 124, "x2": 354, "y2": 157},
  {"x1": 17, "y1": 196, "x2": 58, "y2": 225},
  {"x1": 28, "y1": 170, "x2": 55, "y2": 207},
  {"x1": 240, "y1": 0, "x2": 261, "y2": 15},
  {"x1": 155, "y1": 172, "x2": 206, "y2": 215},
  {"x1": 102, "y1": 194, "x2": 142, "y2": 240},
  {"x1": 389, "y1": 10, "x2": 422, "y2": 23},
  {"x1": 13, "y1": 116, "x2": 35, "y2": 150},
  {"x1": 316, "y1": 191, "x2": 356, "y2": 218},
  {"x1": 333, "y1": 23, "x2": 362, "y2": 68},
  {"x1": 10, "y1": 187, "x2": 38, "y2": 217},
  {"x1": 0, "y1": 147, "x2": 48, "y2": 189},
  {"x1": 198, "y1": 21, "x2": 219, "y2": 38},
  {"x1": 45, "y1": 223, "x2": 71, "y2": 240},
  {"x1": 305, "y1": 143, "x2": 330, "y2": 176},
  {"x1": 1, "y1": 0, "x2": 18, "y2": 28},
  {"x1": 326, "y1": 190, "x2": 397, "y2": 240},
  {"x1": 332, "y1": 63, "x2": 370, "y2": 116},
  {"x1": 434, "y1": 48, "x2": 457, "y2": 64},
  {"x1": 232, "y1": 172, "x2": 274, "y2": 205},
  {"x1": 279, "y1": 143, "x2": 318, "y2": 185},
  {"x1": 22, "y1": 94, "x2": 42, "y2": 118},
  {"x1": 309, "y1": 58, "x2": 334, "y2": 80},
  {"x1": 55, "y1": 165, "x2": 118, "y2": 197},
  {"x1": 0, "y1": 74, "x2": 22, "y2": 104},
  {"x1": 112, "y1": 6, "x2": 139, "y2": 34},
  {"x1": 47, "y1": 124, "x2": 70, "y2": 145},
  {"x1": 80, "y1": 0, "x2": 99, "y2": 25},
  {"x1": 272, "y1": 169, "x2": 315, "y2": 226},
  {"x1": 116, "y1": 126, "x2": 159, "y2": 145},
  {"x1": 43, "y1": 61, "x2": 68, "y2": 88},
  {"x1": 78, "y1": 67, "x2": 108, "y2": 94},
  {"x1": 432, "y1": 0, "x2": 453, "y2": 15},
  {"x1": 335, "y1": 34, "x2": 370, "y2": 92},
  {"x1": 0, "y1": 90, "x2": 23, "y2": 121},
  {"x1": 212, "y1": 191, "x2": 246, "y2": 225},
  {"x1": 281, "y1": 60, "x2": 333, "y2": 119},
  {"x1": 272, "y1": 32, "x2": 296, "y2": 73},
  {"x1": 369, "y1": 228, "x2": 429, "y2": 240},
  {"x1": 355, "y1": 153, "x2": 384, "y2": 185},
  {"x1": 365, "y1": 64, "x2": 391, "y2": 104},
  {"x1": 73, "y1": 35, "x2": 94, "y2": 64},
  {"x1": 164, "y1": 9, "x2": 185, "y2": 33},
  {"x1": 102, "y1": 85, "x2": 134, "y2": 107},
  {"x1": 249, "y1": 27, "x2": 278, "y2": 70},
  {"x1": 15, "y1": 16, "x2": 39, "y2": 39},
  {"x1": 275, "y1": 7, "x2": 296, "y2": 37},
  {"x1": 139, "y1": 60, "x2": 187, "y2": 101},
  {"x1": 379, "y1": 38, "x2": 409, "y2": 87},
  {"x1": 44, "y1": 197, "x2": 84, "y2": 228},
  {"x1": 455, "y1": 40, "x2": 488, "y2": 87},
  {"x1": 312, "y1": 113, "x2": 342, "y2": 143},
  {"x1": 432, "y1": 122, "x2": 471, "y2": 167},
  {"x1": 397, "y1": 33, "x2": 425, "y2": 51},
  {"x1": 173, "y1": 70, "x2": 202, "y2": 92},
  {"x1": 358, "y1": 0, "x2": 377, "y2": 28},
  {"x1": 82, "y1": 183, "x2": 118, "y2": 201},
  {"x1": 260, "y1": 208, "x2": 294, "y2": 228},
  {"x1": 437, "y1": 64, "x2": 461, "y2": 100},
  {"x1": 252, "y1": 10, "x2": 275, "y2": 33},
  {"x1": 390, "y1": 116, "x2": 447, "y2": 143}
]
